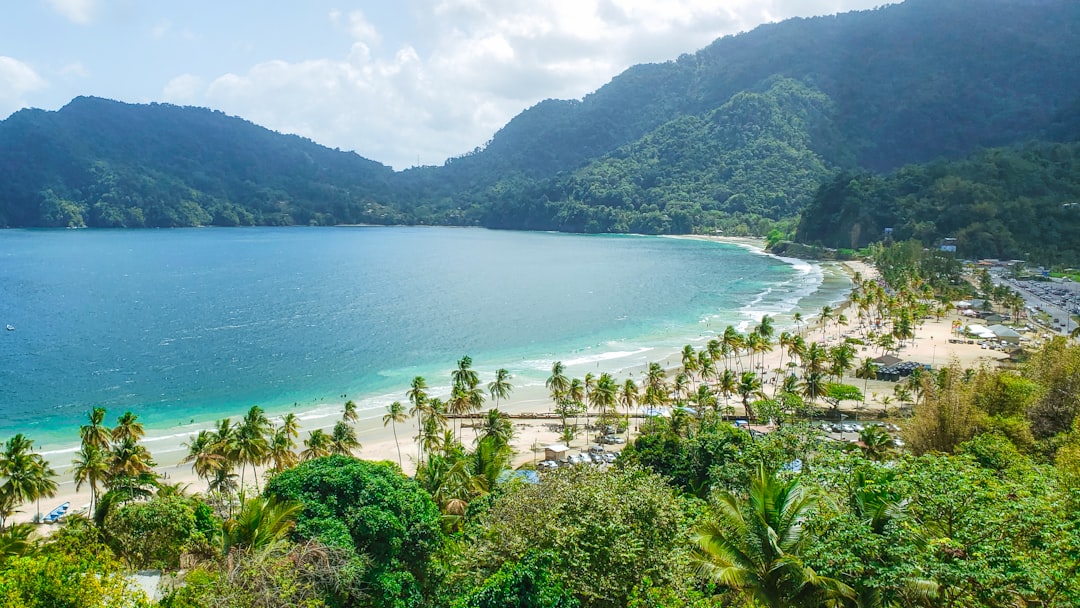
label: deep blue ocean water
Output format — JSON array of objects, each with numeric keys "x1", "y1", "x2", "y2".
[{"x1": 0, "y1": 227, "x2": 847, "y2": 454}]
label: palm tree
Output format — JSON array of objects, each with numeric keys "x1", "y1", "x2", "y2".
[
  {"x1": 859, "y1": 426, "x2": 894, "y2": 461},
  {"x1": 72, "y1": 442, "x2": 109, "y2": 514},
  {"x1": 342, "y1": 400, "x2": 359, "y2": 424},
  {"x1": 855, "y1": 357, "x2": 877, "y2": 410},
  {"x1": 408, "y1": 376, "x2": 429, "y2": 464},
  {"x1": 222, "y1": 496, "x2": 303, "y2": 555},
  {"x1": 619, "y1": 378, "x2": 638, "y2": 440},
  {"x1": 181, "y1": 430, "x2": 226, "y2": 486},
  {"x1": 546, "y1": 361, "x2": 570, "y2": 409},
  {"x1": 477, "y1": 408, "x2": 515, "y2": 449},
  {"x1": 111, "y1": 411, "x2": 145, "y2": 443},
  {"x1": 447, "y1": 385, "x2": 473, "y2": 441},
  {"x1": 717, "y1": 368, "x2": 738, "y2": 413},
  {"x1": 79, "y1": 406, "x2": 112, "y2": 451},
  {"x1": 329, "y1": 421, "x2": 361, "y2": 456},
  {"x1": 301, "y1": 429, "x2": 331, "y2": 461},
  {"x1": 692, "y1": 463, "x2": 853, "y2": 608},
  {"x1": 383, "y1": 401, "x2": 408, "y2": 469},
  {"x1": 819, "y1": 304, "x2": 834, "y2": 341},
  {"x1": 591, "y1": 372, "x2": 618, "y2": 418},
  {"x1": 792, "y1": 311, "x2": 804, "y2": 335},
  {"x1": 643, "y1": 362, "x2": 669, "y2": 408},
  {"x1": 756, "y1": 315, "x2": 775, "y2": 342},
  {"x1": 108, "y1": 436, "x2": 155, "y2": 480},
  {"x1": 487, "y1": 368, "x2": 513, "y2": 408},
  {"x1": 681, "y1": 345, "x2": 699, "y2": 389},
  {"x1": 237, "y1": 406, "x2": 271, "y2": 492},
  {"x1": 452, "y1": 355, "x2": 480, "y2": 391},
  {"x1": 737, "y1": 371, "x2": 763, "y2": 421},
  {"x1": 267, "y1": 426, "x2": 299, "y2": 473},
  {"x1": 280, "y1": 413, "x2": 300, "y2": 441}
]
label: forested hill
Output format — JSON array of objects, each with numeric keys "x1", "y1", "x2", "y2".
[
  {"x1": 0, "y1": 97, "x2": 402, "y2": 228},
  {"x1": 1, "y1": 0, "x2": 1079, "y2": 237}
]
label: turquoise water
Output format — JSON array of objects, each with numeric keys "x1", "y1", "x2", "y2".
[{"x1": 0, "y1": 227, "x2": 848, "y2": 456}]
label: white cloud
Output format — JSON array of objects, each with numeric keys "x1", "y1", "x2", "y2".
[
  {"x1": 46, "y1": 0, "x2": 97, "y2": 24},
  {"x1": 59, "y1": 61, "x2": 90, "y2": 78},
  {"x1": 0, "y1": 56, "x2": 47, "y2": 117},
  {"x1": 181, "y1": 0, "x2": 888, "y2": 169},
  {"x1": 162, "y1": 74, "x2": 204, "y2": 104}
]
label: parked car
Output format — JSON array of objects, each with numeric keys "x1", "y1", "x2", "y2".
[
  {"x1": 588, "y1": 445, "x2": 606, "y2": 455},
  {"x1": 589, "y1": 452, "x2": 605, "y2": 464},
  {"x1": 600, "y1": 434, "x2": 626, "y2": 444},
  {"x1": 602, "y1": 452, "x2": 617, "y2": 464},
  {"x1": 537, "y1": 460, "x2": 558, "y2": 471}
]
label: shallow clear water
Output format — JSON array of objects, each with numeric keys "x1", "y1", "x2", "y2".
[{"x1": 0, "y1": 227, "x2": 848, "y2": 453}]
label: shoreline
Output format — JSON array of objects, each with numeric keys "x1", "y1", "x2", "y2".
[{"x1": 9, "y1": 236, "x2": 855, "y2": 525}]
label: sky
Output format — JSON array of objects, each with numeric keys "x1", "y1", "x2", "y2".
[{"x1": 2, "y1": 1, "x2": 889, "y2": 170}]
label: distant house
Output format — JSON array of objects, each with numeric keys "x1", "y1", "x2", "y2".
[
  {"x1": 872, "y1": 354, "x2": 902, "y2": 367},
  {"x1": 544, "y1": 444, "x2": 571, "y2": 462},
  {"x1": 989, "y1": 324, "x2": 1021, "y2": 344}
]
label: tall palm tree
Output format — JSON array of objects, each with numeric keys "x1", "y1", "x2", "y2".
[
  {"x1": 792, "y1": 311, "x2": 804, "y2": 335},
  {"x1": 108, "y1": 436, "x2": 155, "y2": 480},
  {"x1": 855, "y1": 357, "x2": 877, "y2": 410},
  {"x1": 329, "y1": 421, "x2": 361, "y2": 456},
  {"x1": 301, "y1": 429, "x2": 331, "y2": 461},
  {"x1": 342, "y1": 400, "x2": 359, "y2": 424},
  {"x1": 692, "y1": 463, "x2": 853, "y2": 608},
  {"x1": 477, "y1": 408, "x2": 515, "y2": 450},
  {"x1": 383, "y1": 401, "x2": 409, "y2": 469},
  {"x1": 79, "y1": 406, "x2": 112, "y2": 451},
  {"x1": 756, "y1": 315, "x2": 775, "y2": 342},
  {"x1": 487, "y1": 368, "x2": 514, "y2": 408},
  {"x1": 451, "y1": 355, "x2": 480, "y2": 392},
  {"x1": 643, "y1": 362, "x2": 669, "y2": 408},
  {"x1": 711, "y1": 368, "x2": 732, "y2": 410},
  {"x1": 681, "y1": 345, "x2": 699, "y2": 390},
  {"x1": 280, "y1": 413, "x2": 300, "y2": 441},
  {"x1": 408, "y1": 376, "x2": 429, "y2": 464},
  {"x1": 237, "y1": 406, "x2": 271, "y2": 492},
  {"x1": 181, "y1": 430, "x2": 226, "y2": 486},
  {"x1": 591, "y1": 372, "x2": 618, "y2": 419},
  {"x1": 111, "y1": 411, "x2": 145, "y2": 443},
  {"x1": 546, "y1": 361, "x2": 570, "y2": 409},
  {"x1": 72, "y1": 442, "x2": 109, "y2": 514},
  {"x1": 819, "y1": 304, "x2": 834, "y2": 341},
  {"x1": 447, "y1": 385, "x2": 473, "y2": 441},
  {"x1": 737, "y1": 371, "x2": 763, "y2": 421},
  {"x1": 619, "y1": 378, "x2": 638, "y2": 440},
  {"x1": 267, "y1": 426, "x2": 299, "y2": 473}
]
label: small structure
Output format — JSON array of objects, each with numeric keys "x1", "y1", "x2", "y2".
[
  {"x1": 872, "y1": 354, "x2": 903, "y2": 367},
  {"x1": 544, "y1": 444, "x2": 571, "y2": 462},
  {"x1": 989, "y1": 324, "x2": 1021, "y2": 344}
]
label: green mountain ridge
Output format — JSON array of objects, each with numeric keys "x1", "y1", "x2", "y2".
[{"x1": 1, "y1": 0, "x2": 1079, "y2": 263}]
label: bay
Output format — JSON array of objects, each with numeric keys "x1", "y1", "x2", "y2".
[{"x1": 0, "y1": 226, "x2": 847, "y2": 454}]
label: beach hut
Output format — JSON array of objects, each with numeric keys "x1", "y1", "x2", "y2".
[
  {"x1": 872, "y1": 354, "x2": 902, "y2": 367},
  {"x1": 544, "y1": 444, "x2": 571, "y2": 462}
]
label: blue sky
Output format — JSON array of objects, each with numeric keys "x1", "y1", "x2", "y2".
[{"x1": 2, "y1": 1, "x2": 888, "y2": 170}]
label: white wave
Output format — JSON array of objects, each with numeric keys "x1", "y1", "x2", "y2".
[{"x1": 561, "y1": 346, "x2": 654, "y2": 368}]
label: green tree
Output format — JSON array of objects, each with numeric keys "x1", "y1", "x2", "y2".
[
  {"x1": 487, "y1": 368, "x2": 514, "y2": 408},
  {"x1": 266, "y1": 457, "x2": 443, "y2": 607},
  {"x1": 329, "y1": 420, "x2": 361, "y2": 456},
  {"x1": 72, "y1": 442, "x2": 109, "y2": 515},
  {"x1": 383, "y1": 400, "x2": 409, "y2": 469},
  {"x1": 104, "y1": 494, "x2": 197, "y2": 569},
  {"x1": 454, "y1": 552, "x2": 579, "y2": 608},
  {"x1": 692, "y1": 463, "x2": 853, "y2": 608},
  {"x1": 462, "y1": 465, "x2": 688, "y2": 608}
]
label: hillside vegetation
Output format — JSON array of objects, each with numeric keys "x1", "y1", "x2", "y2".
[{"x1": 1, "y1": 0, "x2": 1079, "y2": 263}]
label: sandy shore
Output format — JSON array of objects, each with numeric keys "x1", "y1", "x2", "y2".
[{"x1": 14, "y1": 254, "x2": 1010, "y2": 527}]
